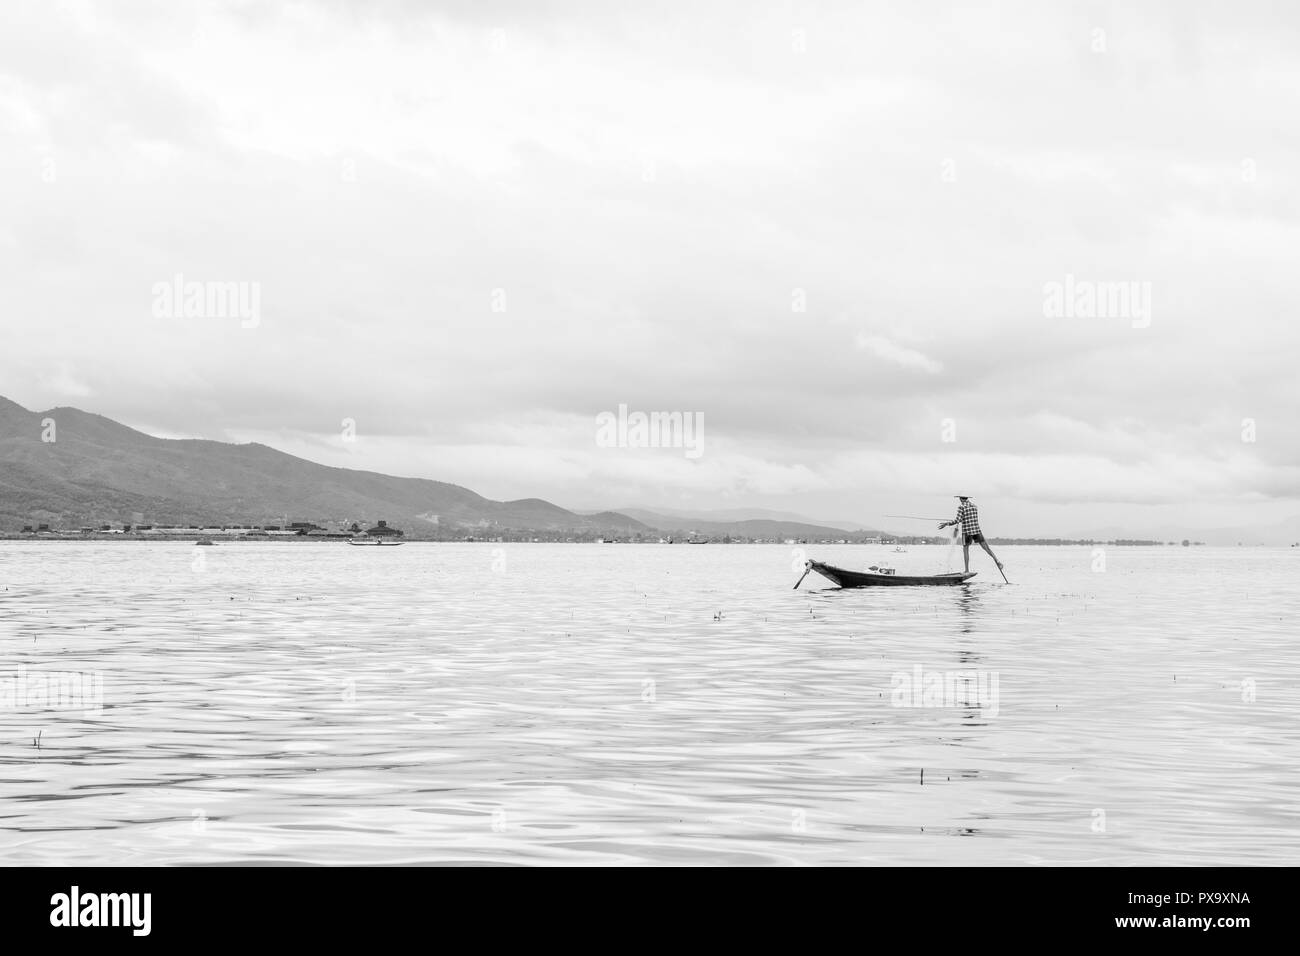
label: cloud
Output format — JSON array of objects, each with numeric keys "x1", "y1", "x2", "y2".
[
  {"x1": 37, "y1": 363, "x2": 92, "y2": 399},
  {"x1": 853, "y1": 334, "x2": 943, "y2": 374},
  {"x1": 0, "y1": 1, "x2": 1297, "y2": 534}
]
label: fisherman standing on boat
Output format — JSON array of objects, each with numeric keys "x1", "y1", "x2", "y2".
[{"x1": 939, "y1": 496, "x2": 1004, "y2": 575}]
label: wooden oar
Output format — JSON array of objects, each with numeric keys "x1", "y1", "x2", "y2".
[
  {"x1": 995, "y1": 563, "x2": 1010, "y2": 584},
  {"x1": 792, "y1": 563, "x2": 812, "y2": 589}
]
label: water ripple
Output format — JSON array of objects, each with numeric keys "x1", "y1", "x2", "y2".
[{"x1": 1, "y1": 542, "x2": 1295, "y2": 864}]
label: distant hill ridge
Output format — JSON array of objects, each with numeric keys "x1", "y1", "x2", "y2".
[
  {"x1": 0, "y1": 396, "x2": 651, "y2": 537},
  {"x1": 606, "y1": 507, "x2": 886, "y2": 539},
  {"x1": 0, "y1": 396, "x2": 890, "y2": 541}
]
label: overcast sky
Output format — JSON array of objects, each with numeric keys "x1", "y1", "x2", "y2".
[{"x1": 2, "y1": 1, "x2": 1297, "y2": 538}]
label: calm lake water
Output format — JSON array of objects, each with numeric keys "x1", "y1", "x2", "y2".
[{"x1": 1, "y1": 541, "x2": 1295, "y2": 866}]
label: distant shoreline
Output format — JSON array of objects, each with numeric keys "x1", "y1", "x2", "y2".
[
  {"x1": 0, "y1": 535, "x2": 1244, "y2": 546},
  {"x1": 0, "y1": 534, "x2": 387, "y2": 543}
]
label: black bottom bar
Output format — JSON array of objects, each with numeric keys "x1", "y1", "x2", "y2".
[{"x1": 0, "y1": 866, "x2": 1286, "y2": 944}]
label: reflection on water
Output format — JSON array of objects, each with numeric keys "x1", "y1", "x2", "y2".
[
  {"x1": 955, "y1": 587, "x2": 980, "y2": 636},
  {"x1": 0, "y1": 542, "x2": 1296, "y2": 865}
]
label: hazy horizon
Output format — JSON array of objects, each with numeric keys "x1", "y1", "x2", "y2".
[
  {"x1": 3, "y1": 2, "x2": 1297, "y2": 541},
  {"x1": 3, "y1": 392, "x2": 1293, "y2": 543}
]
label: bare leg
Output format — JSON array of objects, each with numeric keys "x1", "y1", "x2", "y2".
[
  {"x1": 962, "y1": 543, "x2": 970, "y2": 573},
  {"x1": 978, "y1": 540, "x2": 1003, "y2": 570}
]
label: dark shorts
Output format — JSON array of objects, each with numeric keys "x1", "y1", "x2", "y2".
[{"x1": 964, "y1": 532, "x2": 985, "y2": 545}]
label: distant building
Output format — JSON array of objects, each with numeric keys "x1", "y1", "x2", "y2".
[{"x1": 364, "y1": 520, "x2": 404, "y2": 538}]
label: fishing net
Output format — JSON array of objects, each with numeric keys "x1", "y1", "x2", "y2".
[{"x1": 943, "y1": 523, "x2": 960, "y2": 571}]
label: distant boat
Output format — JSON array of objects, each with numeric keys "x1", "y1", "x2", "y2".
[
  {"x1": 196, "y1": 538, "x2": 215, "y2": 546},
  {"x1": 348, "y1": 538, "x2": 404, "y2": 547}
]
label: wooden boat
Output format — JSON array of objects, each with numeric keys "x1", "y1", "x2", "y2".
[
  {"x1": 803, "y1": 560, "x2": 974, "y2": 588},
  {"x1": 348, "y1": 538, "x2": 404, "y2": 547}
]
